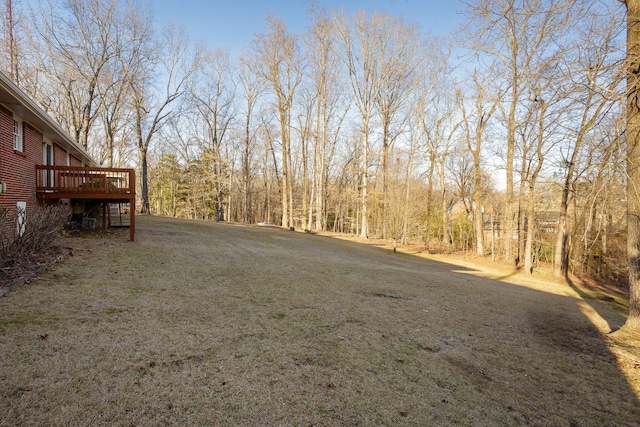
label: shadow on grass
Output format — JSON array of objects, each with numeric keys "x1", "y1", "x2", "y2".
[{"x1": 565, "y1": 276, "x2": 628, "y2": 333}]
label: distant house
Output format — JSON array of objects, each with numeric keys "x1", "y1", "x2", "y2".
[
  {"x1": 0, "y1": 71, "x2": 135, "y2": 240},
  {"x1": 536, "y1": 211, "x2": 560, "y2": 234}
]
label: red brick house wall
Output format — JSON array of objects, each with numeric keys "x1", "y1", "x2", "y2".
[
  {"x1": 0, "y1": 104, "x2": 15, "y2": 230},
  {"x1": 54, "y1": 143, "x2": 66, "y2": 166},
  {"x1": 0, "y1": 107, "x2": 43, "y2": 238},
  {"x1": 0, "y1": 106, "x2": 40, "y2": 210},
  {"x1": 69, "y1": 153, "x2": 82, "y2": 167},
  {"x1": 0, "y1": 105, "x2": 12, "y2": 237}
]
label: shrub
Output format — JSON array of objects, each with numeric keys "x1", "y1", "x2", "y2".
[{"x1": 0, "y1": 205, "x2": 65, "y2": 270}]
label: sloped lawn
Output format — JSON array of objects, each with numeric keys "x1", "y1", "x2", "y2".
[{"x1": 1, "y1": 215, "x2": 639, "y2": 426}]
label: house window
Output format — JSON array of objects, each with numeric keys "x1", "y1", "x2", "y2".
[{"x1": 13, "y1": 118, "x2": 23, "y2": 152}]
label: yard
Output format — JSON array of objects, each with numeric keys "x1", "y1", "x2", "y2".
[{"x1": 1, "y1": 215, "x2": 639, "y2": 426}]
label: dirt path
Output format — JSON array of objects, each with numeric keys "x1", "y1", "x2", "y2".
[{"x1": 1, "y1": 215, "x2": 639, "y2": 426}]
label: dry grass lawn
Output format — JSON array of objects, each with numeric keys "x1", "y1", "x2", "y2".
[{"x1": 1, "y1": 215, "x2": 639, "y2": 426}]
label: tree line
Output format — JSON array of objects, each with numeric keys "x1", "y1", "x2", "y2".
[{"x1": 1, "y1": 1, "x2": 630, "y2": 285}]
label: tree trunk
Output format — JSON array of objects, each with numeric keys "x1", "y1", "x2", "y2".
[
  {"x1": 554, "y1": 206, "x2": 569, "y2": 278},
  {"x1": 624, "y1": 0, "x2": 640, "y2": 330},
  {"x1": 516, "y1": 156, "x2": 527, "y2": 266},
  {"x1": 504, "y1": 83, "x2": 517, "y2": 265},
  {"x1": 471, "y1": 140, "x2": 484, "y2": 255},
  {"x1": 140, "y1": 147, "x2": 150, "y2": 214},
  {"x1": 287, "y1": 139, "x2": 294, "y2": 228},
  {"x1": 473, "y1": 183, "x2": 484, "y2": 255},
  {"x1": 360, "y1": 128, "x2": 369, "y2": 238},
  {"x1": 441, "y1": 184, "x2": 449, "y2": 245},
  {"x1": 281, "y1": 116, "x2": 289, "y2": 228},
  {"x1": 525, "y1": 98, "x2": 545, "y2": 275},
  {"x1": 381, "y1": 124, "x2": 390, "y2": 240},
  {"x1": 402, "y1": 133, "x2": 416, "y2": 245},
  {"x1": 424, "y1": 154, "x2": 436, "y2": 250},
  {"x1": 242, "y1": 117, "x2": 251, "y2": 223},
  {"x1": 6, "y1": 0, "x2": 17, "y2": 81},
  {"x1": 524, "y1": 183, "x2": 536, "y2": 275}
]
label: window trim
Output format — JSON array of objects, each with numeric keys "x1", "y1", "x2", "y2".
[{"x1": 13, "y1": 117, "x2": 23, "y2": 152}]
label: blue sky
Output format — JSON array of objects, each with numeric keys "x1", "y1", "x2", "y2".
[{"x1": 152, "y1": 0, "x2": 465, "y2": 55}]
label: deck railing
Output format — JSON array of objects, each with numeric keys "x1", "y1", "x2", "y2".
[{"x1": 36, "y1": 165, "x2": 135, "y2": 196}]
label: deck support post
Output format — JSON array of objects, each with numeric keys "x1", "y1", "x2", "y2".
[
  {"x1": 102, "y1": 203, "x2": 107, "y2": 231},
  {"x1": 129, "y1": 197, "x2": 135, "y2": 242},
  {"x1": 129, "y1": 170, "x2": 135, "y2": 242}
]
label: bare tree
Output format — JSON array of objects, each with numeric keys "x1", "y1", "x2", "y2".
[
  {"x1": 372, "y1": 14, "x2": 423, "y2": 239},
  {"x1": 334, "y1": 10, "x2": 384, "y2": 238},
  {"x1": 305, "y1": 7, "x2": 345, "y2": 232},
  {"x1": 416, "y1": 68, "x2": 458, "y2": 248},
  {"x1": 458, "y1": 71, "x2": 499, "y2": 256},
  {"x1": 3, "y1": 0, "x2": 20, "y2": 81},
  {"x1": 253, "y1": 16, "x2": 302, "y2": 229},
  {"x1": 127, "y1": 24, "x2": 200, "y2": 213},
  {"x1": 294, "y1": 85, "x2": 315, "y2": 231},
  {"x1": 521, "y1": 96, "x2": 549, "y2": 275},
  {"x1": 189, "y1": 48, "x2": 236, "y2": 221},
  {"x1": 237, "y1": 54, "x2": 265, "y2": 223},
  {"x1": 28, "y1": 0, "x2": 123, "y2": 150},
  {"x1": 256, "y1": 114, "x2": 280, "y2": 223},
  {"x1": 400, "y1": 117, "x2": 420, "y2": 244},
  {"x1": 96, "y1": 0, "x2": 149, "y2": 167}
]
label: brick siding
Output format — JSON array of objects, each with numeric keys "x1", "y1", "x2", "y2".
[
  {"x1": 69, "y1": 153, "x2": 82, "y2": 167},
  {"x1": 0, "y1": 106, "x2": 44, "y2": 237},
  {"x1": 54, "y1": 143, "x2": 67, "y2": 166}
]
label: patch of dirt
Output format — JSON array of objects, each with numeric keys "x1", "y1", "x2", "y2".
[
  {"x1": 0, "y1": 246, "x2": 70, "y2": 291},
  {"x1": 0, "y1": 216, "x2": 639, "y2": 426},
  {"x1": 0, "y1": 228, "x2": 128, "y2": 294}
]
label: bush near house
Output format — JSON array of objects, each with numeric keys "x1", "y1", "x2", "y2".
[{"x1": 0, "y1": 205, "x2": 65, "y2": 270}]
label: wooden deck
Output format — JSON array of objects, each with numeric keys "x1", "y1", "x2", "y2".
[{"x1": 36, "y1": 165, "x2": 136, "y2": 241}]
